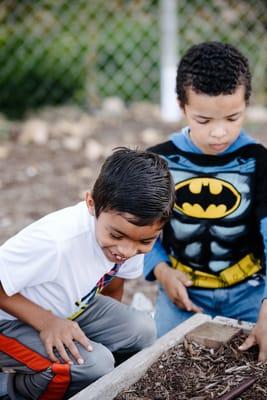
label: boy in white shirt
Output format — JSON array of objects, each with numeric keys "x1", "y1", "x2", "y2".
[{"x1": 0, "y1": 147, "x2": 174, "y2": 400}]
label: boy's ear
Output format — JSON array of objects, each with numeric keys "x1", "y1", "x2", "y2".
[{"x1": 85, "y1": 192, "x2": 95, "y2": 216}]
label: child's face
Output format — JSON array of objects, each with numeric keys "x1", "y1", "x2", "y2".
[
  {"x1": 182, "y1": 86, "x2": 246, "y2": 155},
  {"x1": 86, "y1": 194, "x2": 162, "y2": 263}
]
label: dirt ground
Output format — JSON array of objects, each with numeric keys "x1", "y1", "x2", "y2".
[
  {"x1": 0, "y1": 104, "x2": 176, "y2": 304},
  {"x1": 0, "y1": 106, "x2": 266, "y2": 305}
]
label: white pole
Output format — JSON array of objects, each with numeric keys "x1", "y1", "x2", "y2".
[{"x1": 160, "y1": 0, "x2": 181, "y2": 122}]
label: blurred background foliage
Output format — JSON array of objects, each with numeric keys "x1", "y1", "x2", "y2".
[{"x1": 0, "y1": 0, "x2": 266, "y2": 118}]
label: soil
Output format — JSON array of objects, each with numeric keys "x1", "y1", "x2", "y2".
[{"x1": 115, "y1": 332, "x2": 267, "y2": 400}]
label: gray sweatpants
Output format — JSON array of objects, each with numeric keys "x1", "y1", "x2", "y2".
[{"x1": 0, "y1": 294, "x2": 156, "y2": 399}]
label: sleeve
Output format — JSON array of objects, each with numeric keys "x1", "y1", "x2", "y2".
[
  {"x1": 116, "y1": 254, "x2": 144, "y2": 279},
  {"x1": 144, "y1": 238, "x2": 169, "y2": 281},
  {"x1": 0, "y1": 225, "x2": 59, "y2": 296},
  {"x1": 260, "y1": 217, "x2": 267, "y2": 299},
  {"x1": 255, "y1": 146, "x2": 267, "y2": 220}
]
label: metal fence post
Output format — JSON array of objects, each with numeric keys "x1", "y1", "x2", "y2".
[{"x1": 160, "y1": 0, "x2": 181, "y2": 122}]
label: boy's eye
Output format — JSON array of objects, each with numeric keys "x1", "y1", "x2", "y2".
[
  {"x1": 140, "y1": 239, "x2": 154, "y2": 245},
  {"x1": 196, "y1": 119, "x2": 210, "y2": 125},
  {"x1": 227, "y1": 117, "x2": 239, "y2": 122},
  {"x1": 110, "y1": 233, "x2": 123, "y2": 240}
]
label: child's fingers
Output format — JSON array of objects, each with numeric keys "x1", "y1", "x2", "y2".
[
  {"x1": 45, "y1": 343, "x2": 59, "y2": 363},
  {"x1": 238, "y1": 334, "x2": 256, "y2": 351},
  {"x1": 41, "y1": 335, "x2": 60, "y2": 362},
  {"x1": 175, "y1": 281, "x2": 192, "y2": 310},
  {"x1": 73, "y1": 326, "x2": 93, "y2": 352},
  {"x1": 183, "y1": 296, "x2": 202, "y2": 313},
  {"x1": 176, "y1": 281, "x2": 202, "y2": 313},
  {"x1": 189, "y1": 302, "x2": 203, "y2": 313},
  {"x1": 258, "y1": 347, "x2": 267, "y2": 362},
  {"x1": 65, "y1": 340, "x2": 84, "y2": 365},
  {"x1": 54, "y1": 341, "x2": 72, "y2": 364},
  {"x1": 175, "y1": 270, "x2": 192, "y2": 287}
]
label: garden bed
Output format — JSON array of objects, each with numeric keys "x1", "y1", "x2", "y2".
[
  {"x1": 70, "y1": 314, "x2": 260, "y2": 400},
  {"x1": 115, "y1": 326, "x2": 266, "y2": 400},
  {"x1": 70, "y1": 314, "x2": 211, "y2": 400}
]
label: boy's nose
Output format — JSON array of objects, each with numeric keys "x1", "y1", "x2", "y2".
[
  {"x1": 117, "y1": 243, "x2": 137, "y2": 259},
  {"x1": 210, "y1": 126, "x2": 227, "y2": 138}
]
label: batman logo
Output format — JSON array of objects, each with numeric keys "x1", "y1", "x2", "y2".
[{"x1": 174, "y1": 177, "x2": 241, "y2": 219}]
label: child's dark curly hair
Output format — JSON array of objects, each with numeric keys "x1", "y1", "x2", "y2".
[{"x1": 176, "y1": 42, "x2": 251, "y2": 108}]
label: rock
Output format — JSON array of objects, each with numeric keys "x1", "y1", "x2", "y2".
[
  {"x1": 0, "y1": 145, "x2": 10, "y2": 159},
  {"x1": 101, "y1": 97, "x2": 126, "y2": 116},
  {"x1": 48, "y1": 139, "x2": 61, "y2": 151},
  {"x1": 76, "y1": 167, "x2": 93, "y2": 180},
  {"x1": 78, "y1": 115, "x2": 99, "y2": 137},
  {"x1": 141, "y1": 128, "x2": 161, "y2": 145},
  {"x1": 51, "y1": 118, "x2": 98, "y2": 139},
  {"x1": 62, "y1": 136, "x2": 83, "y2": 152},
  {"x1": 31, "y1": 105, "x2": 87, "y2": 122},
  {"x1": 0, "y1": 217, "x2": 11, "y2": 228},
  {"x1": 131, "y1": 292, "x2": 154, "y2": 313},
  {"x1": 19, "y1": 119, "x2": 49, "y2": 145},
  {"x1": 50, "y1": 120, "x2": 82, "y2": 138},
  {"x1": 25, "y1": 166, "x2": 38, "y2": 178},
  {"x1": 129, "y1": 101, "x2": 161, "y2": 120},
  {"x1": 122, "y1": 130, "x2": 140, "y2": 145},
  {"x1": 84, "y1": 139, "x2": 104, "y2": 161}
]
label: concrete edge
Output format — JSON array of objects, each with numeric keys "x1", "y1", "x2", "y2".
[
  {"x1": 70, "y1": 313, "x2": 211, "y2": 400},
  {"x1": 213, "y1": 316, "x2": 254, "y2": 333}
]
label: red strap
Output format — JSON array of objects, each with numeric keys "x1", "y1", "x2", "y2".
[
  {"x1": 40, "y1": 363, "x2": 71, "y2": 400},
  {"x1": 0, "y1": 334, "x2": 71, "y2": 399},
  {"x1": 0, "y1": 334, "x2": 50, "y2": 370}
]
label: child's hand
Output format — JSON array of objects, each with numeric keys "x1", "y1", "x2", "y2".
[
  {"x1": 39, "y1": 315, "x2": 93, "y2": 364},
  {"x1": 154, "y1": 262, "x2": 203, "y2": 313},
  {"x1": 239, "y1": 299, "x2": 267, "y2": 361}
]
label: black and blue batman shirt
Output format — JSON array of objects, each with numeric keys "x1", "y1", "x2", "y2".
[{"x1": 144, "y1": 128, "x2": 267, "y2": 295}]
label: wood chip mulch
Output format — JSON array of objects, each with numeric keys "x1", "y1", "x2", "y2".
[{"x1": 115, "y1": 332, "x2": 267, "y2": 400}]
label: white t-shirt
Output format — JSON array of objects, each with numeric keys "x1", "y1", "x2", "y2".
[{"x1": 0, "y1": 202, "x2": 143, "y2": 321}]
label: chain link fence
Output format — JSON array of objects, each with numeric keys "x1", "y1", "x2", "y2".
[{"x1": 0, "y1": 0, "x2": 266, "y2": 118}]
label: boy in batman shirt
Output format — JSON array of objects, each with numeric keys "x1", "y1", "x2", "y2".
[{"x1": 144, "y1": 42, "x2": 267, "y2": 361}]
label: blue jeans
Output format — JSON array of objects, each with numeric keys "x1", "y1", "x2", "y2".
[{"x1": 155, "y1": 275, "x2": 265, "y2": 338}]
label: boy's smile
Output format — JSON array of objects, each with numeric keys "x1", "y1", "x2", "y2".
[
  {"x1": 182, "y1": 86, "x2": 246, "y2": 155},
  {"x1": 94, "y1": 211, "x2": 162, "y2": 263}
]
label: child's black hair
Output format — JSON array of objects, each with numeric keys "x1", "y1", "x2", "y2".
[
  {"x1": 176, "y1": 41, "x2": 251, "y2": 108},
  {"x1": 92, "y1": 147, "x2": 175, "y2": 226}
]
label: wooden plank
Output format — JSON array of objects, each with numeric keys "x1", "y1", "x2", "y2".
[{"x1": 185, "y1": 321, "x2": 241, "y2": 349}]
